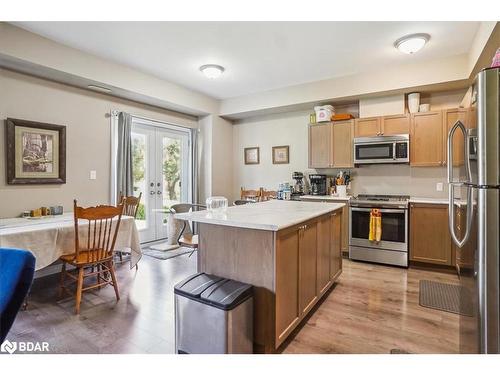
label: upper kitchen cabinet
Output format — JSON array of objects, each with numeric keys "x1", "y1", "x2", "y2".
[
  {"x1": 410, "y1": 110, "x2": 444, "y2": 167},
  {"x1": 381, "y1": 114, "x2": 410, "y2": 135},
  {"x1": 332, "y1": 120, "x2": 354, "y2": 168},
  {"x1": 308, "y1": 123, "x2": 333, "y2": 168},
  {"x1": 308, "y1": 120, "x2": 354, "y2": 169},
  {"x1": 354, "y1": 117, "x2": 380, "y2": 137},
  {"x1": 443, "y1": 108, "x2": 468, "y2": 166},
  {"x1": 354, "y1": 114, "x2": 410, "y2": 137}
]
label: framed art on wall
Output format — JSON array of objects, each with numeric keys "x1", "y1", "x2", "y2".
[
  {"x1": 244, "y1": 147, "x2": 260, "y2": 165},
  {"x1": 272, "y1": 145, "x2": 289, "y2": 164},
  {"x1": 5, "y1": 118, "x2": 66, "y2": 184}
]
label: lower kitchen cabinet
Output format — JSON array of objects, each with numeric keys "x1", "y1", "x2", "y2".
[
  {"x1": 275, "y1": 208, "x2": 343, "y2": 347},
  {"x1": 299, "y1": 222, "x2": 318, "y2": 315},
  {"x1": 330, "y1": 210, "x2": 342, "y2": 279},
  {"x1": 409, "y1": 203, "x2": 455, "y2": 266}
]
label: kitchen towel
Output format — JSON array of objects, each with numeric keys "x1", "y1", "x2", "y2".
[{"x1": 369, "y1": 209, "x2": 382, "y2": 242}]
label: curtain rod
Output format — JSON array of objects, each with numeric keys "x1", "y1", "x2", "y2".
[{"x1": 110, "y1": 110, "x2": 198, "y2": 131}]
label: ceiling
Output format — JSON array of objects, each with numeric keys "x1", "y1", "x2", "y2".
[{"x1": 14, "y1": 22, "x2": 480, "y2": 100}]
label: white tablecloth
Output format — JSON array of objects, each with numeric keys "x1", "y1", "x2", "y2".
[{"x1": 0, "y1": 213, "x2": 141, "y2": 270}]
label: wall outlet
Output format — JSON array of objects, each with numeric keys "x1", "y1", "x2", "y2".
[
  {"x1": 89, "y1": 170, "x2": 97, "y2": 180},
  {"x1": 436, "y1": 182, "x2": 443, "y2": 192}
]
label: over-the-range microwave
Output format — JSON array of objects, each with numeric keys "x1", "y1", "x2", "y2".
[{"x1": 353, "y1": 134, "x2": 409, "y2": 165}]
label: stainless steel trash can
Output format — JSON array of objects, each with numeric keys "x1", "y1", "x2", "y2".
[{"x1": 174, "y1": 273, "x2": 253, "y2": 354}]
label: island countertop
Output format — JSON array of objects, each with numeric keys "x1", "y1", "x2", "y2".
[{"x1": 175, "y1": 199, "x2": 345, "y2": 231}]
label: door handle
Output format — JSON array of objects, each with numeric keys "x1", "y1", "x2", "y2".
[
  {"x1": 447, "y1": 120, "x2": 468, "y2": 184},
  {"x1": 157, "y1": 190, "x2": 162, "y2": 195},
  {"x1": 150, "y1": 191, "x2": 156, "y2": 195},
  {"x1": 448, "y1": 185, "x2": 473, "y2": 248}
]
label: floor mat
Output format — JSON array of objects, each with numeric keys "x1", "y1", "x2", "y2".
[
  {"x1": 419, "y1": 280, "x2": 463, "y2": 315},
  {"x1": 142, "y1": 246, "x2": 195, "y2": 260}
]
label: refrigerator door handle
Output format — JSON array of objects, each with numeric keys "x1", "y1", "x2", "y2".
[
  {"x1": 447, "y1": 120, "x2": 469, "y2": 184},
  {"x1": 448, "y1": 184, "x2": 473, "y2": 248}
]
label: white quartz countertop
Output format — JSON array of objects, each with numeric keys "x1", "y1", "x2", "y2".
[
  {"x1": 410, "y1": 197, "x2": 468, "y2": 207},
  {"x1": 409, "y1": 197, "x2": 449, "y2": 205},
  {"x1": 175, "y1": 200, "x2": 345, "y2": 231},
  {"x1": 300, "y1": 195, "x2": 351, "y2": 202}
]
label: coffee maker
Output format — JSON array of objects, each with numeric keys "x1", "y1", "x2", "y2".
[
  {"x1": 291, "y1": 172, "x2": 304, "y2": 200},
  {"x1": 309, "y1": 174, "x2": 327, "y2": 195}
]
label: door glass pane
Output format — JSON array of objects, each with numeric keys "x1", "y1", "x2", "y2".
[
  {"x1": 131, "y1": 132, "x2": 147, "y2": 231},
  {"x1": 351, "y1": 211, "x2": 370, "y2": 239},
  {"x1": 162, "y1": 136, "x2": 182, "y2": 209},
  {"x1": 356, "y1": 144, "x2": 393, "y2": 159},
  {"x1": 380, "y1": 213, "x2": 405, "y2": 243}
]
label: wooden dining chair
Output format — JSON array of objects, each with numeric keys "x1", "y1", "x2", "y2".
[
  {"x1": 59, "y1": 199, "x2": 124, "y2": 314},
  {"x1": 120, "y1": 192, "x2": 142, "y2": 218},
  {"x1": 117, "y1": 192, "x2": 142, "y2": 263},
  {"x1": 240, "y1": 187, "x2": 260, "y2": 202},
  {"x1": 260, "y1": 188, "x2": 277, "y2": 201}
]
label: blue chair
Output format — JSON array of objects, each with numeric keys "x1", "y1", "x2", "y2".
[{"x1": 0, "y1": 248, "x2": 36, "y2": 343}]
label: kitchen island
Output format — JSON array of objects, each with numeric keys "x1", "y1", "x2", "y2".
[{"x1": 176, "y1": 200, "x2": 345, "y2": 353}]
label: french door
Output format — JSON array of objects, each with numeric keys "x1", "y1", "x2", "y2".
[{"x1": 131, "y1": 119, "x2": 191, "y2": 243}]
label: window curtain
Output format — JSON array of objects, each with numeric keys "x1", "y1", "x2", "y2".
[
  {"x1": 116, "y1": 112, "x2": 134, "y2": 199},
  {"x1": 191, "y1": 127, "x2": 199, "y2": 204}
]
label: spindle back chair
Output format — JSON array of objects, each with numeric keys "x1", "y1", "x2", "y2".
[{"x1": 59, "y1": 199, "x2": 124, "y2": 314}]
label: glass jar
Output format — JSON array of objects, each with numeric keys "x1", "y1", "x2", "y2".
[{"x1": 206, "y1": 196, "x2": 228, "y2": 212}]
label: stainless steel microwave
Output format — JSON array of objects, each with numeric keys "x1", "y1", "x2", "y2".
[{"x1": 353, "y1": 134, "x2": 409, "y2": 165}]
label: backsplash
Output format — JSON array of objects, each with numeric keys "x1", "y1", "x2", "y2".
[
  {"x1": 351, "y1": 165, "x2": 448, "y2": 198},
  {"x1": 317, "y1": 164, "x2": 448, "y2": 198}
]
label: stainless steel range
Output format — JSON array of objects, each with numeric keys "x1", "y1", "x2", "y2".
[{"x1": 349, "y1": 194, "x2": 409, "y2": 267}]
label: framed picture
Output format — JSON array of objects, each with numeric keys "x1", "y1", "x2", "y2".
[
  {"x1": 272, "y1": 145, "x2": 289, "y2": 164},
  {"x1": 244, "y1": 147, "x2": 260, "y2": 165},
  {"x1": 5, "y1": 118, "x2": 66, "y2": 184}
]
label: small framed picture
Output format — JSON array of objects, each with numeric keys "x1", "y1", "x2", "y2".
[
  {"x1": 244, "y1": 147, "x2": 260, "y2": 165},
  {"x1": 272, "y1": 145, "x2": 289, "y2": 164},
  {"x1": 5, "y1": 118, "x2": 66, "y2": 184}
]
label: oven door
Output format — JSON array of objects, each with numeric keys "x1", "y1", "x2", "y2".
[{"x1": 349, "y1": 207, "x2": 408, "y2": 251}]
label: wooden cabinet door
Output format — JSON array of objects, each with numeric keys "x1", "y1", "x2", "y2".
[
  {"x1": 332, "y1": 120, "x2": 354, "y2": 168},
  {"x1": 409, "y1": 203, "x2": 452, "y2": 265},
  {"x1": 410, "y1": 111, "x2": 444, "y2": 167},
  {"x1": 330, "y1": 210, "x2": 342, "y2": 280},
  {"x1": 443, "y1": 108, "x2": 468, "y2": 166},
  {"x1": 381, "y1": 114, "x2": 410, "y2": 135},
  {"x1": 467, "y1": 106, "x2": 477, "y2": 129},
  {"x1": 341, "y1": 205, "x2": 349, "y2": 253},
  {"x1": 299, "y1": 222, "x2": 318, "y2": 315},
  {"x1": 316, "y1": 215, "x2": 331, "y2": 296},
  {"x1": 354, "y1": 117, "x2": 380, "y2": 137},
  {"x1": 275, "y1": 227, "x2": 300, "y2": 343},
  {"x1": 308, "y1": 123, "x2": 333, "y2": 168}
]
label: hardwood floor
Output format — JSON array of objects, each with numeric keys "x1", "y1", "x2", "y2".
[
  {"x1": 7, "y1": 254, "x2": 197, "y2": 354},
  {"x1": 7, "y1": 255, "x2": 459, "y2": 354},
  {"x1": 283, "y1": 260, "x2": 459, "y2": 354}
]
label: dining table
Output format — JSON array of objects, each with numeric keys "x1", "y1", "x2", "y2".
[{"x1": 0, "y1": 213, "x2": 142, "y2": 270}]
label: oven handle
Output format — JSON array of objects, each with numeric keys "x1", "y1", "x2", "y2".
[{"x1": 350, "y1": 207, "x2": 406, "y2": 214}]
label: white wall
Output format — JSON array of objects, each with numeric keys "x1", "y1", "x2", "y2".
[
  {"x1": 0, "y1": 68, "x2": 198, "y2": 218},
  {"x1": 233, "y1": 110, "x2": 313, "y2": 199},
  {"x1": 198, "y1": 115, "x2": 234, "y2": 203}
]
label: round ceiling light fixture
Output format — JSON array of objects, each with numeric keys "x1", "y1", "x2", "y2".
[
  {"x1": 394, "y1": 33, "x2": 430, "y2": 54},
  {"x1": 199, "y1": 64, "x2": 225, "y2": 79}
]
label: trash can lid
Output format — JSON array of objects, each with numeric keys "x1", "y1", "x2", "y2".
[
  {"x1": 200, "y1": 279, "x2": 253, "y2": 310},
  {"x1": 174, "y1": 273, "x2": 224, "y2": 299}
]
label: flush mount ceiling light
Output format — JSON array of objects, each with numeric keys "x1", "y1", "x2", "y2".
[
  {"x1": 199, "y1": 64, "x2": 225, "y2": 79},
  {"x1": 394, "y1": 33, "x2": 430, "y2": 54}
]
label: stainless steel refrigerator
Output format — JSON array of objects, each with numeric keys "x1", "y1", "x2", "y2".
[{"x1": 447, "y1": 67, "x2": 499, "y2": 354}]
